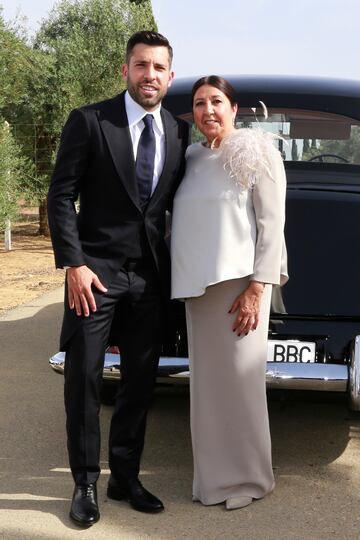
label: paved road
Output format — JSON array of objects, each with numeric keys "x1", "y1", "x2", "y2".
[{"x1": 1, "y1": 288, "x2": 360, "y2": 539}]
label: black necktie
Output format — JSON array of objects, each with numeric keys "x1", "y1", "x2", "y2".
[{"x1": 136, "y1": 114, "x2": 155, "y2": 206}]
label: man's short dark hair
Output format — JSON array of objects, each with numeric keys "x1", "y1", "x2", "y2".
[{"x1": 126, "y1": 30, "x2": 173, "y2": 66}]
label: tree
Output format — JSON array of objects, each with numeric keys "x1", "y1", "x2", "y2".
[
  {"x1": 0, "y1": 12, "x2": 37, "y2": 239},
  {"x1": 291, "y1": 139, "x2": 299, "y2": 161},
  {"x1": 34, "y1": 0, "x2": 156, "y2": 122},
  {"x1": 0, "y1": 10, "x2": 32, "y2": 110},
  {"x1": 0, "y1": 120, "x2": 32, "y2": 234},
  {"x1": 301, "y1": 138, "x2": 320, "y2": 161},
  {"x1": 302, "y1": 138, "x2": 310, "y2": 156},
  {"x1": 21, "y1": 0, "x2": 157, "y2": 234},
  {"x1": 0, "y1": 10, "x2": 56, "y2": 233},
  {"x1": 318, "y1": 127, "x2": 360, "y2": 163}
]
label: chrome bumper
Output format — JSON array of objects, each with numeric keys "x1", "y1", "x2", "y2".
[
  {"x1": 266, "y1": 363, "x2": 347, "y2": 392},
  {"x1": 49, "y1": 351, "x2": 348, "y2": 391},
  {"x1": 49, "y1": 352, "x2": 190, "y2": 383},
  {"x1": 349, "y1": 336, "x2": 360, "y2": 410}
]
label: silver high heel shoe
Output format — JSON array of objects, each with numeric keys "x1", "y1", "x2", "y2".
[{"x1": 225, "y1": 496, "x2": 253, "y2": 510}]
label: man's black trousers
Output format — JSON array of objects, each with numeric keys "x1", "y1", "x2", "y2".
[{"x1": 64, "y1": 262, "x2": 162, "y2": 485}]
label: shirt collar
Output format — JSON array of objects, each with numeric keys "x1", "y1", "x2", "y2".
[{"x1": 125, "y1": 90, "x2": 164, "y2": 135}]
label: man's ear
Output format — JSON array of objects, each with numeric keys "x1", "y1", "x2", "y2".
[
  {"x1": 121, "y1": 64, "x2": 128, "y2": 81},
  {"x1": 167, "y1": 70, "x2": 175, "y2": 88}
]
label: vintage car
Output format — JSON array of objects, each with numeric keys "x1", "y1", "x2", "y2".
[{"x1": 50, "y1": 75, "x2": 360, "y2": 410}]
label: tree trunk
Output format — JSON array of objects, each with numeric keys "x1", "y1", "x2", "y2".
[
  {"x1": 5, "y1": 219, "x2": 12, "y2": 251},
  {"x1": 38, "y1": 197, "x2": 50, "y2": 236}
]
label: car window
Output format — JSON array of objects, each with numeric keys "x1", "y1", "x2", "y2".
[{"x1": 184, "y1": 108, "x2": 360, "y2": 166}]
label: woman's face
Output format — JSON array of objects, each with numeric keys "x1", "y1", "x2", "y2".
[{"x1": 193, "y1": 84, "x2": 238, "y2": 145}]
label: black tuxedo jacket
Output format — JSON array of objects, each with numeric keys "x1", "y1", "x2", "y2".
[
  {"x1": 48, "y1": 92, "x2": 189, "y2": 348},
  {"x1": 49, "y1": 91, "x2": 188, "y2": 283}
]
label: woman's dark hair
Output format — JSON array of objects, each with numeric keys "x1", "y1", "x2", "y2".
[
  {"x1": 191, "y1": 75, "x2": 237, "y2": 106},
  {"x1": 126, "y1": 31, "x2": 173, "y2": 66}
]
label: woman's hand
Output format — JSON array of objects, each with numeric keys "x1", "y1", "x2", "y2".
[{"x1": 229, "y1": 281, "x2": 265, "y2": 336}]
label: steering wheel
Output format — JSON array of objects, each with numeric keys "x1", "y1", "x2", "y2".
[{"x1": 307, "y1": 153, "x2": 349, "y2": 163}]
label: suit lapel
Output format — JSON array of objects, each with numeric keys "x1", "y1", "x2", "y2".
[
  {"x1": 147, "y1": 108, "x2": 180, "y2": 209},
  {"x1": 98, "y1": 92, "x2": 141, "y2": 211}
]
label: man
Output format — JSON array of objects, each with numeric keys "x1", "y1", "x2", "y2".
[{"x1": 48, "y1": 31, "x2": 189, "y2": 526}]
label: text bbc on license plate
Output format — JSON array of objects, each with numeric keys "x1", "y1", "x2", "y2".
[{"x1": 267, "y1": 340, "x2": 316, "y2": 363}]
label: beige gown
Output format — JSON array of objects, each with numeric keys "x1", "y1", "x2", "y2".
[
  {"x1": 171, "y1": 140, "x2": 287, "y2": 505},
  {"x1": 186, "y1": 278, "x2": 274, "y2": 505}
]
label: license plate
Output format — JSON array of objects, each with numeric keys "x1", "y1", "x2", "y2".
[{"x1": 267, "y1": 340, "x2": 316, "y2": 363}]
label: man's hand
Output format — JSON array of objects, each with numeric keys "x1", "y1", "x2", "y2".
[
  {"x1": 229, "y1": 281, "x2": 265, "y2": 336},
  {"x1": 66, "y1": 265, "x2": 108, "y2": 317}
]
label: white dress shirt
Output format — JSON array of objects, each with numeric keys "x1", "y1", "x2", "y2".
[{"x1": 125, "y1": 90, "x2": 165, "y2": 195}]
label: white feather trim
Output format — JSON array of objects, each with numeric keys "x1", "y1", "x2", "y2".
[
  {"x1": 219, "y1": 128, "x2": 283, "y2": 190},
  {"x1": 259, "y1": 101, "x2": 268, "y2": 120}
]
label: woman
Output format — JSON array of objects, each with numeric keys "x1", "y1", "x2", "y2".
[{"x1": 171, "y1": 76, "x2": 288, "y2": 510}]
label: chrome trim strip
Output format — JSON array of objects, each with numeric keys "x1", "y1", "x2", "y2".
[
  {"x1": 49, "y1": 352, "x2": 349, "y2": 392},
  {"x1": 266, "y1": 362, "x2": 347, "y2": 392},
  {"x1": 349, "y1": 336, "x2": 360, "y2": 410}
]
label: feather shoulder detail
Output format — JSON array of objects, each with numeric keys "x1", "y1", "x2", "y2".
[{"x1": 219, "y1": 128, "x2": 283, "y2": 190}]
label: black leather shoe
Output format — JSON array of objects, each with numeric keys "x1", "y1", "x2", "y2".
[
  {"x1": 107, "y1": 475, "x2": 164, "y2": 513},
  {"x1": 70, "y1": 483, "x2": 100, "y2": 526}
]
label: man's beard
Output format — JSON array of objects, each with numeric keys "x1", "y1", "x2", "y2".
[{"x1": 127, "y1": 82, "x2": 166, "y2": 110}]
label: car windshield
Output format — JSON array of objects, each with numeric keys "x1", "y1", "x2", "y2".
[{"x1": 187, "y1": 108, "x2": 360, "y2": 166}]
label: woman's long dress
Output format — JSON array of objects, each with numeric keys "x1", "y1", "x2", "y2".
[
  {"x1": 171, "y1": 141, "x2": 287, "y2": 505},
  {"x1": 186, "y1": 278, "x2": 274, "y2": 504}
]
